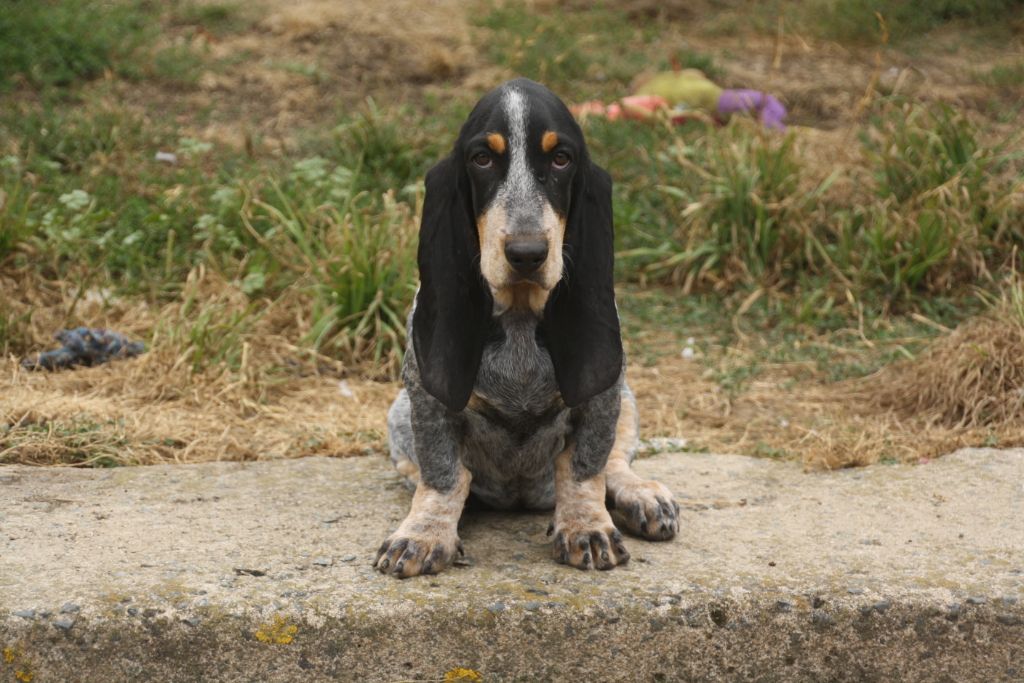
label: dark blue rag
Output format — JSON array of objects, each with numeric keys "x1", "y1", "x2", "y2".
[{"x1": 21, "y1": 327, "x2": 146, "y2": 370}]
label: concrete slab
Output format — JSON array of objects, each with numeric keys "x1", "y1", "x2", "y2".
[{"x1": 1, "y1": 449, "x2": 1022, "y2": 682}]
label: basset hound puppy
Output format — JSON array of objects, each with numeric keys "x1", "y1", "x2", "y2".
[{"x1": 377, "y1": 78, "x2": 679, "y2": 578}]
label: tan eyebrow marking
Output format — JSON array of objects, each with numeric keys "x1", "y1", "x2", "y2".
[
  {"x1": 541, "y1": 130, "x2": 558, "y2": 153},
  {"x1": 487, "y1": 133, "x2": 506, "y2": 154}
]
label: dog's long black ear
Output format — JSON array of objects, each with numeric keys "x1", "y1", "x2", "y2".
[
  {"x1": 411, "y1": 154, "x2": 491, "y2": 411},
  {"x1": 541, "y1": 161, "x2": 623, "y2": 407}
]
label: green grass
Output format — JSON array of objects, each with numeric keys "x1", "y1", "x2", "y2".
[
  {"x1": 981, "y1": 61, "x2": 1024, "y2": 88},
  {"x1": 606, "y1": 99, "x2": 1022, "y2": 303},
  {"x1": 637, "y1": 122, "x2": 814, "y2": 283},
  {"x1": 707, "y1": 0, "x2": 1024, "y2": 46},
  {"x1": 617, "y1": 280, "x2": 970, "y2": 400},
  {"x1": 235, "y1": 170, "x2": 419, "y2": 370},
  {"x1": 864, "y1": 102, "x2": 986, "y2": 203},
  {"x1": 0, "y1": 1, "x2": 221, "y2": 92},
  {"x1": 1, "y1": 0, "x2": 1022, "y2": 385},
  {"x1": 0, "y1": 0, "x2": 151, "y2": 89},
  {"x1": 168, "y1": 1, "x2": 246, "y2": 34},
  {"x1": 809, "y1": 0, "x2": 1024, "y2": 43},
  {"x1": 474, "y1": 2, "x2": 669, "y2": 99},
  {"x1": 0, "y1": 94, "x2": 424, "y2": 370}
]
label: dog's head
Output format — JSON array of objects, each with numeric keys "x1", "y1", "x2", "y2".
[
  {"x1": 461, "y1": 80, "x2": 580, "y2": 301},
  {"x1": 413, "y1": 78, "x2": 622, "y2": 411}
]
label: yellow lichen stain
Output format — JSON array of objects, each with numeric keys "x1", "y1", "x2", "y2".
[
  {"x1": 444, "y1": 667, "x2": 483, "y2": 682},
  {"x1": 3, "y1": 646, "x2": 33, "y2": 682},
  {"x1": 254, "y1": 615, "x2": 298, "y2": 645}
]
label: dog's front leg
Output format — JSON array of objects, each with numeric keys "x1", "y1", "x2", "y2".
[
  {"x1": 374, "y1": 465, "x2": 470, "y2": 578},
  {"x1": 375, "y1": 383, "x2": 471, "y2": 579},
  {"x1": 551, "y1": 449, "x2": 631, "y2": 570},
  {"x1": 550, "y1": 381, "x2": 630, "y2": 570}
]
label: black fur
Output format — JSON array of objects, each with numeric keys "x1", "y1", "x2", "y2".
[
  {"x1": 411, "y1": 155, "x2": 492, "y2": 412},
  {"x1": 541, "y1": 160, "x2": 622, "y2": 407}
]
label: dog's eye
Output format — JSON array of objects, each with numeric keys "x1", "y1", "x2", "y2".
[
  {"x1": 552, "y1": 152, "x2": 572, "y2": 170},
  {"x1": 472, "y1": 153, "x2": 493, "y2": 169}
]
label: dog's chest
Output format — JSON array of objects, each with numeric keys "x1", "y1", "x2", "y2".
[{"x1": 472, "y1": 313, "x2": 561, "y2": 419}]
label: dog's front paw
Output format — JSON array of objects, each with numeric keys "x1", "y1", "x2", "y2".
[
  {"x1": 550, "y1": 508, "x2": 630, "y2": 571},
  {"x1": 374, "y1": 530, "x2": 462, "y2": 579},
  {"x1": 609, "y1": 479, "x2": 680, "y2": 541}
]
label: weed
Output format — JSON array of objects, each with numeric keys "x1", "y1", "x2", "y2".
[
  {"x1": 982, "y1": 61, "x2": 1024, "y2": 88},
  {"x1": 0, "y1": 1, "x2": 149, "y2": 89},
  {"x1": 0, "y1": 414, "x2": 131, "y2": 467},
  {"x1": 622, "y1": 120, "x2": 825, "y2": 288},
  {"x1": 0, "y1": 159, "x2": 33, "y2": 260},
  {"x1": 330, "y1": 102, "x2": 436, "y2": 196},
  {"x1": 149, "y1": 43, "x2": 206, "y2": 88},
  {"x1": 810, "y1": 0, "x2": 1024, "y2": 43},
  {"x1": 864, "y1": 102, "x2": 984, "y2": 203},
  {"x1": 475, "y1": 2, "x2": 663, "y2": 97},
  {"x1": 847, "y1": 102, "x2": 1023, "y2": 297},
  {"x1": 169, "y1": 1, "x2": 246, "y2": 34},
  {"x1": 240, "y1": 179, "x2": 418, "y2": 374}
]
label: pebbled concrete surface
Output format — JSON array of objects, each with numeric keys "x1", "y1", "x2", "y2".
[{"x1": 1, "y1": 448, "x2": 1022, "y2": 682}]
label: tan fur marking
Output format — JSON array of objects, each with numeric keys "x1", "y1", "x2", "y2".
[
  {"x1": 604, "y1": 394, "x2": 640, "y2": 478},
  {"x1": 395, "y1": 457, "x2": 421, "y2": 486},
  {"x1": 538, "y1": 204, "x2": 566, "y2": 292},
  {"x1": 551, "y1": 449, "x2": 629, "y2": 570},
  {"x1": 476, "y1": 209, "x2": 507, "y2": 295},
  {"x1": 491, "y1": 282, "x2": 551, "y2": 316},
  {"x1": 375, "y1": 465, "x2": 471, "y2": 577},
  {"x1": 605, "y1": 392, "x2": 679, "y2": 541},
  {"x1": 541, "y1": 130, "x2": 559, "y2": 153},
  {"x1": 487, "y1": 132, "x2": 506, "y2": 154}
]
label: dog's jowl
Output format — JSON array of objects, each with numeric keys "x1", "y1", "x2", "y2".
[{"x1": 376, "y1": 78, "x2": 680, "y2": 579}]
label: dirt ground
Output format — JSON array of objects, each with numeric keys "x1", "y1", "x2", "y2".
[
  {"x1": 118, "y1": 0, "x2": 492, "y2": 152},
  {"x1": 3, "y1": 0, "x2": 1022, "y2": 468},
  {"x1": 115, "y1": 0, "x2": 1024, "y2": 146}
]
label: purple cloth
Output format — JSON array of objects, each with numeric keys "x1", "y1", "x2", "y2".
[{"x1": 716, "y1": 89, "x2": 787, "y2": 131}]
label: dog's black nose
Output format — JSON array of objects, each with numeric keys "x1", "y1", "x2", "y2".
[{"x1": 504, "y1": 238, "x2": 549, "y2": 274}]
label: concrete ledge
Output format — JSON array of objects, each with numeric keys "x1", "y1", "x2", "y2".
[{"x1": 1, "y1": 449, "x2": 1022, "y2": 682}]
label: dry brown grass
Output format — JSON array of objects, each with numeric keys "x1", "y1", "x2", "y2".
[
  {"x1": 108, "y1": 0, "x2": 486, "y2": 152},
  {"x1": 632, "y1": 354, "x2": 1023, "y2": 470},
  {"x1": 6, "y1": 278, "x2": 1023, "y2": 469},
  {"x1": 629, "y1": 286, "x2": 1024, "y2": 470},
  {"x1": 1, "y1": 267, "x2": 394, "y2": 466},
  {"x1": 860, "y1": 280, "x2": 1024, "y2": 431}
]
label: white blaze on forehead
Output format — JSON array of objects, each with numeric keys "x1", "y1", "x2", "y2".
[{"x1": 499, "y1": 86, "x2": 537, "y2": 206}]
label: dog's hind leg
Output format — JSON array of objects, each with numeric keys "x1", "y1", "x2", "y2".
[
  {"x1": 387, "y1": 389, "x2": 420, "y2": 489},
  {"x1": 604, "y1": 384, "x2": 680, "y2": 541}
]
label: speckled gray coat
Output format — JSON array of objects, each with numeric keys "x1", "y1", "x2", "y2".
[{"x1": 388, "y1": 309, "x2": 634, "y2": 510}]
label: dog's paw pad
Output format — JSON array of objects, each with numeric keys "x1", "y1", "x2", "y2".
[
  {"x1": 610, "y1": 480, "x2": 680, "y2": 541},
  {"x1": 551, "y1": 516, "x2": 629, "y2": 571},
  {"x1": 374, "y1": 533, "x2": 462, "y2": 579}
]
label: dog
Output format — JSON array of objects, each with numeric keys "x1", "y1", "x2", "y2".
[{"x1": 376, "y1": 78, "x2": 679, "y2": 578}]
